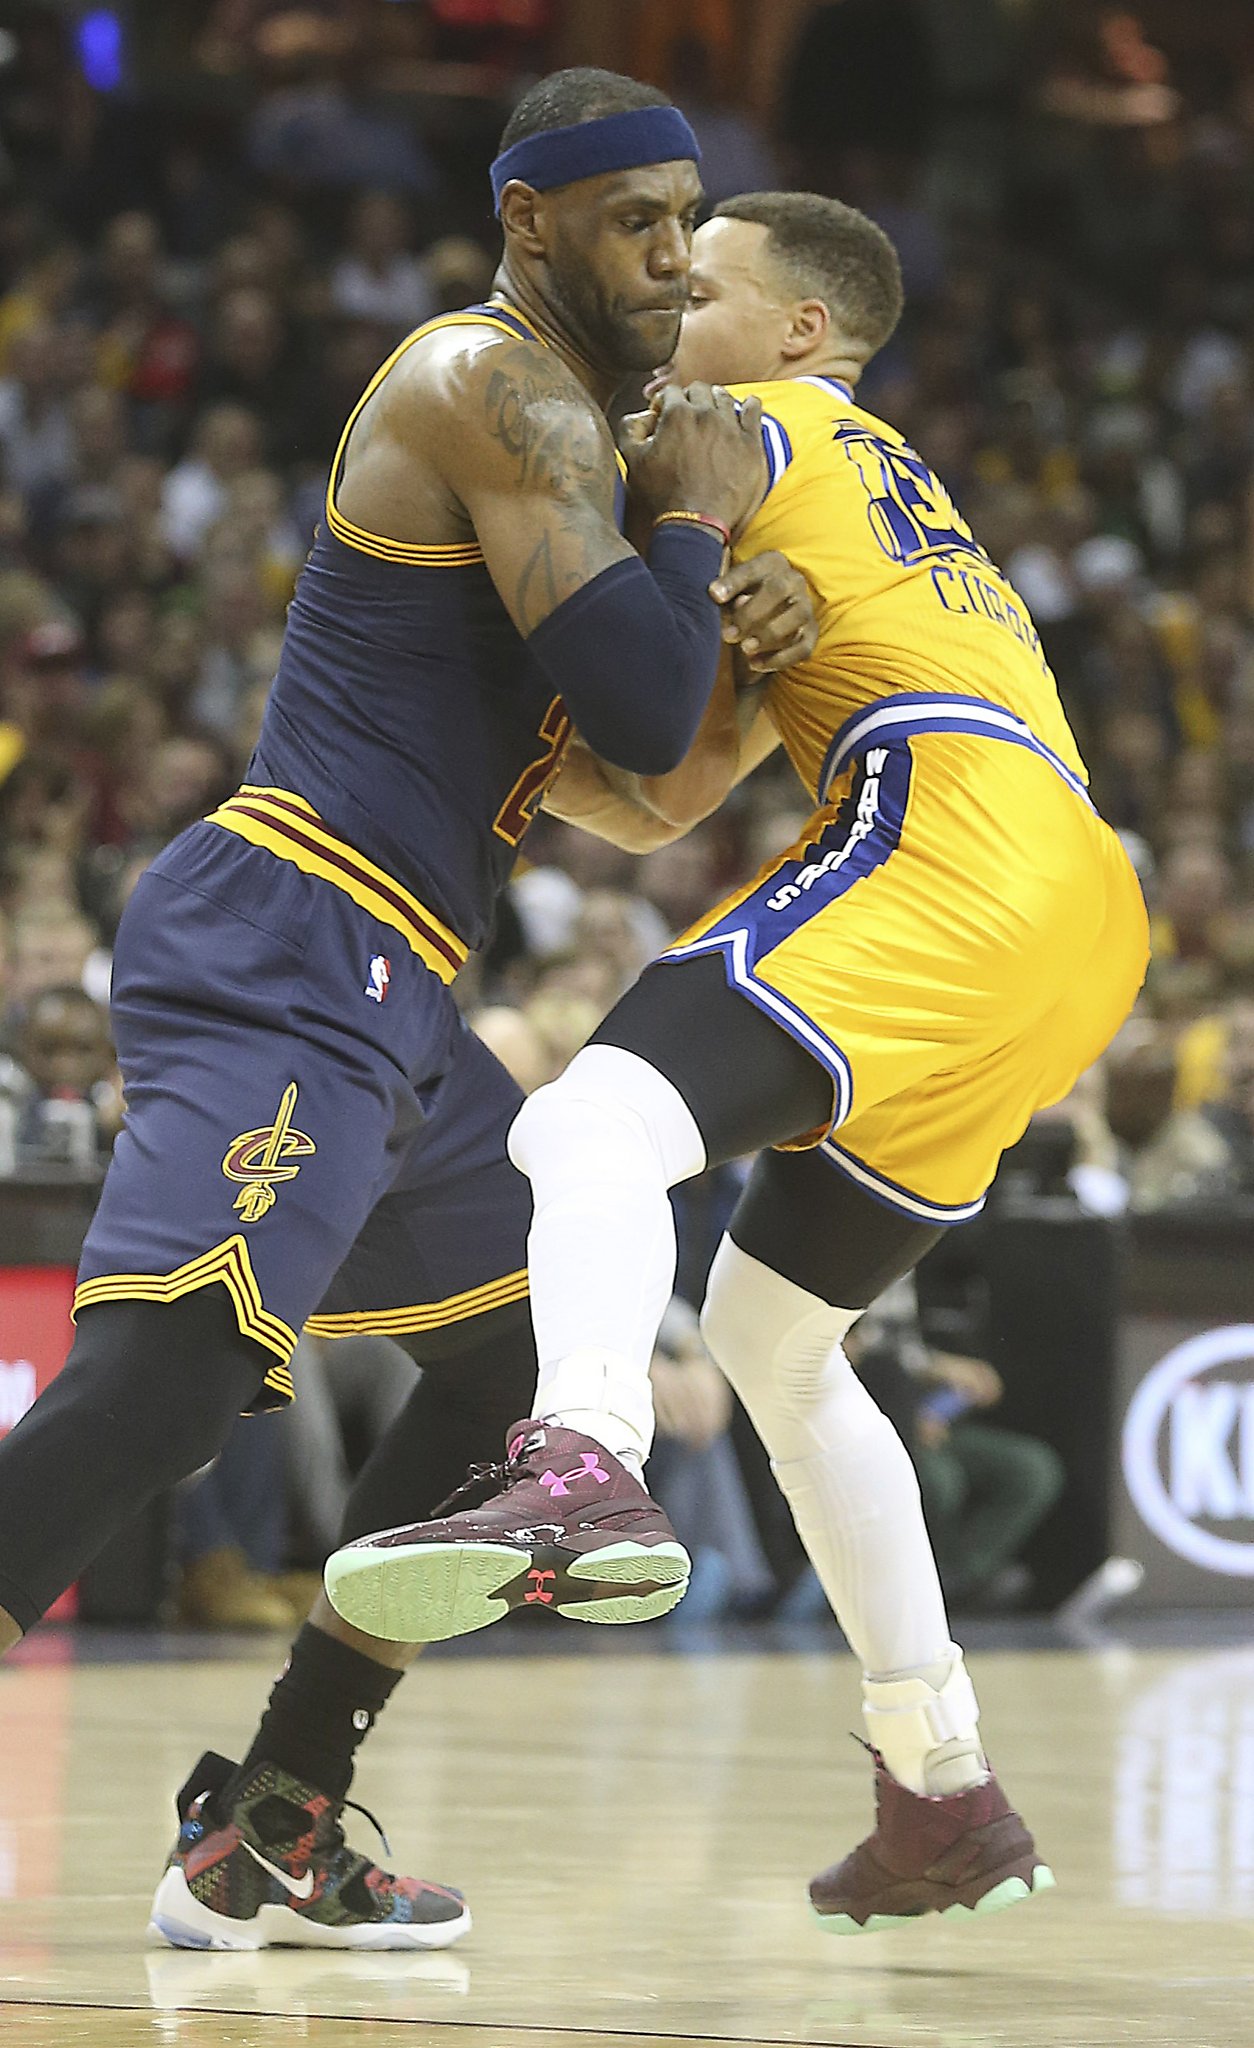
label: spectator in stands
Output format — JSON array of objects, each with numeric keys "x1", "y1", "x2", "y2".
[
  {"x1": 83, "y1": 212, "x2": 199, "y2": 446},
  {"x1": 570, "y1": 888, "x2": 667, "y2": 1000},
  {"x1": 636, "y1": 831, "x2": 724, "y2": 937},
  {"x1": 665, "y1": 36, "x2": 779, "y2": 209},
  {"x1": 122, "y1": 733, "x2": 235, "y2": 849},
  {"x1": 849, "y1": 1281, "x2": 1065, "y2": 1612},
  {"x1": 176, "y1": 1410, "x2": 298, "y2": 1631},
  {"x1": 330, "y1": 191, "x2": 435, "y2": 337},
  {"x1": 1163, "y1": 996, "x2": 1254, "y2": 1202},
  {"x1": 8, "y1": 982, "x2": 121, "y2": 1169},
  {"x1": 186, "y1": 551, "x2": 278, "y2": 739},
  {"x1": 245, "y1": 27, "x2": 442, "y2": 197},
  {"x1": 0, "y1": 620, "x2": 89, "y2": 769},
  {"x1": 284, "y1": 1333, "x2": 417, "y2": 1567},
  {"x1": 0, "y1": 320, "x2": 74, "y2": 499},
  {"x1": 7, "y1": 908, "x2": 100, "y2": 1008},
  {"x1": 1104, "y1": 1017, "x2": 1231, "y2": 1209},
  {"x1": 1147, "y1": 841, "x2": 1234, "y2": 1016},
  {"x1": 159, "y1": 402, "x2": 263, "y2": 563},
  {"x1": 423, "y1": 237, "x2": 495, "y2": 316},
  {"x1": 195, "y1": 286, "x2": 312, "y2": 465}
]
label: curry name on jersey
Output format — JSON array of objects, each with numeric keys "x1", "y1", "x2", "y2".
[{"x1": 730, "y1": 375, "x2": 1087, "y2": 802}]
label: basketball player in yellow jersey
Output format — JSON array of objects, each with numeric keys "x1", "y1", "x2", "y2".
[{"x1": 330, "y1": 195, "x2": 1149, "y2": 1935}]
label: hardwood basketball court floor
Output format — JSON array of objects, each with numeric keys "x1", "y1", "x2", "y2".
[{"x1": 0, "y1": 1623, "x2": 1250, "y2": 2046}]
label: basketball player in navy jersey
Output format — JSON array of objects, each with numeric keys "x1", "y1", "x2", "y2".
[{"x1": 0, "y1": 70, "x2": 815, "y2": 1948}]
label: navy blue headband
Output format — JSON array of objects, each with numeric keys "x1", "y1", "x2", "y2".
[{"x1": 491, "y1": 106, "x2": 701, "y2": 215}]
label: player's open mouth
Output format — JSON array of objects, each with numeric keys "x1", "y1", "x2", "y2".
[{"x1": 644, "y1": 362, "x2": 676, "y2": 400}]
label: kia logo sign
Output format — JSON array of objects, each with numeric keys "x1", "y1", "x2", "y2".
[{"x1": 1122, "y1": 1325, "x2": 1254, "y2": 1575}]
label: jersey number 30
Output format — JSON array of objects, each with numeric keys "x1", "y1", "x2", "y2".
[{"x1": 493, "y1": 696, "x2": 572, "y2": 847}]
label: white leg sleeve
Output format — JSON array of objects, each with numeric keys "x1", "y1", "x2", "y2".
[
  {"x1": 507, "y1": 1044, "x2": 707, "y2": 1463},
  {"x1": 700, "y1": 1235, "x2": 985, "y2": 1794}
]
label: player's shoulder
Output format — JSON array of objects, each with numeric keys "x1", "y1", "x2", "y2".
[
  {"x1": 392, "y1": 306, "x2": 602, "y2": 429},
  {"x1": 731, "y1": 375, "x2": 898, "y2": 432},
  {"x1": 383, "y1": 304, "x2": 613, "y2": 486},
  {"x1": 729, "y1": 374, "x2": 903, "y2": 499}
]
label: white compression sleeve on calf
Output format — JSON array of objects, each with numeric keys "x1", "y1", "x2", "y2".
[
  {"x1": 700, "y1": 1236, "x2": 986, "y2": 1794},
  {"x1": 507, "y1": 1044, "x2": 707, "y2": 1463}
]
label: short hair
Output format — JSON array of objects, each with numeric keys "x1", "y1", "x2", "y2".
[
  {"x1": 499, "y1": 69, "x2": 672, "y2": 152},
  {"x1": 711, "y1": 192, "x2": 904, "y2": 357}
]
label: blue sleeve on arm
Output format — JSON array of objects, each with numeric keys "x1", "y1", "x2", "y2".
[{"x1": 525, "y1": 521, "x2": 725, "y2": 776}]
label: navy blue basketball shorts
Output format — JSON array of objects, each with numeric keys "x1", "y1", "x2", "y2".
[{"x1": 76, "y1": 811, "x2": 531, "y2": 1410}]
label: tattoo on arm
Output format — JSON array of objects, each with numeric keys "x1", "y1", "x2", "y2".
[
  {"x1": 481, "y1": 346, "x2": 621, "y2": 631},
  {"x1": 482, "y1": 349, "x2": 614, "y2": 504},
  {"x1": 516, "y1": 529, "x2": 560, "y2": 628}
]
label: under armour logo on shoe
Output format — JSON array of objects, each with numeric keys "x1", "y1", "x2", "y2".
[
  {"x1": 539, "y1": 1452, "x2": 611, "y2": 1498},
  {"x1": 524, "y1": 1569, "x2": 556, "y2": 1605}
]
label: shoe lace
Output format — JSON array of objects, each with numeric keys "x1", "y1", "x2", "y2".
[
  {"x1": 322, "y1": 1793, "x2": 393, "y2": 1864},
  {"x1": 429, "y1": 1449, "x2": 531, "y2": 1519}
]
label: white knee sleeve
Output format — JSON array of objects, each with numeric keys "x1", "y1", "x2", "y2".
[
  {"x1": 508, "y1": 1045, "x2": 707, "y2": 1461},
  {"x1": 700, "y1": 1238, "x2": 862, "y2": 1455},
  {"x1": 508, "y1": 1044, "x2": 707, "y2": 1189},
  {"x1": 701, "y1": 1237, "x2": 983, "y2": 1790}
]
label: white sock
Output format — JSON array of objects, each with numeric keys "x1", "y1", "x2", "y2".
[
  {"x1": 508, "y1": 1045, "x2": 707, "y2": 1464},
  {"x1": 700, "y1": 1237, "x2": 986, "y2": 1793}
]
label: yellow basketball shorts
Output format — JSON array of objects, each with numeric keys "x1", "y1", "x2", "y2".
[{"x1": 661, "y1": 693, "x2": 1149, "y2": 1224}]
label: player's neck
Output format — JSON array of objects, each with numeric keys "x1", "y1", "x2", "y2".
[
  {"x1": 780, "y1": 348, "x2": 863, "y2": 393},
  {"x1": 489, "y1": 270, "x2": 621, "y2": 409}
]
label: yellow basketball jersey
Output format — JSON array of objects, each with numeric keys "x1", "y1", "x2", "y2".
[{"x1": 731, "y1": 374, "x2": 1087, "y2": 799}]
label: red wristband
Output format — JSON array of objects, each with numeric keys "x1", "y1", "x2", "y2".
[{"x1": 653, "y1": 509, "x2": 732, "y2": 550}]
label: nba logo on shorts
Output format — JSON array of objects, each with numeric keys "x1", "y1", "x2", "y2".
[{"x1": 365, "y1": 955, "x2": 391, "y2": 1004}]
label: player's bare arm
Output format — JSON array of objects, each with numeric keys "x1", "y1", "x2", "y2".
[
  {"x1": 446, "y1": 339, "x2": 634, "y2": 634},
  {"x1": 544, "y1": 658, "x2": 781, "y2": 849}
]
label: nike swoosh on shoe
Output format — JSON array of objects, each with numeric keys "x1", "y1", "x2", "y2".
[{"x1": 240, "y1": 1837, "x2": 316, "y2": 1899}]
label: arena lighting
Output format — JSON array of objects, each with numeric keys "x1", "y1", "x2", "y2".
[{"x1": 76, "y1": 9, "x2": 124, "y2": 93}]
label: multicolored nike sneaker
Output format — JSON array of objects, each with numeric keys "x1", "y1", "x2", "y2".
[
  {"x1": 810, "y1": 1749, "x2": 1055, "y2": 1934},
  {"x1": 324, "y1": 1418, "x2": 691, "y2": 1643},
  {"x1": 148, "y1": 1751, "x2": 470, "y2": 1950}
]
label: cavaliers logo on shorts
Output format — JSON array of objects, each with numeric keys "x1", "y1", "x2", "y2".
[{"x1": 222, "y1": 1082, "x2": 316, "y2": 1224}]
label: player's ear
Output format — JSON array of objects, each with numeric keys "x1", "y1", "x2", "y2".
[
  {"x1": 780, "y1": 297, "x2": 830, "y2": 363},
  {"x1": 499, "y1": 182, "x2": 547, "y2": 257}
]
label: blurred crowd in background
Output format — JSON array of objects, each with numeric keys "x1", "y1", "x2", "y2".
[{"x1": 2, "y1": 0, "x2": 1254, "y2": 1626}]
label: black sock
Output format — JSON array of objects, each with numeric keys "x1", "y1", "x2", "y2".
[{"x1": 237, "y1": 1623, "x2": 403, "y2": 1803}]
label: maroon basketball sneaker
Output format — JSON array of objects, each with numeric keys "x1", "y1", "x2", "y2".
[
  {"x1": 810, "y1": 1750, "x2": 1055, "y2": 1934},
  {"x1": 323, "y1": 1419, "x2": 690, "y2": 1643}
]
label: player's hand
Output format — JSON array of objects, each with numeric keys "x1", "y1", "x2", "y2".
[
  {"x1": 649, "y1": 1351, "x2": 733, "y2": 1449},
  {"x1": 710, "y1": 550, "x2": 818, "y2": 674},
  {"x1": 930, "y1": 1352, "x2": 1003, "y2": 1408},
  {"x1": 620, "y1": 383, "x2": 766, "y2": 540}
]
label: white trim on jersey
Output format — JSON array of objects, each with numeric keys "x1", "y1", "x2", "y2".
[
  {"x1": 798, "y1": 374, "x2": 855, "y2": 402},
  {"x1": 660, "y1": 926, "x2": 854, "y2": 1127},
  {"x1": 759, "y1": 412, "x2": 794, "y2": 496},
  {"x1": 819, "y1": 1137, "x2": 988, "y2": 1224},
  {"x1": 821, "y1": 696, "x2": 1093, "y2": 809}
]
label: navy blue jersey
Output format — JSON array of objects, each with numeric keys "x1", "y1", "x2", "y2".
[
  {"x1": 72, "y1": 303, "x2": 611, "y2": 1399},
  {"x1": 248, "y1": 302, "x2": 617, "y2": 952}
]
